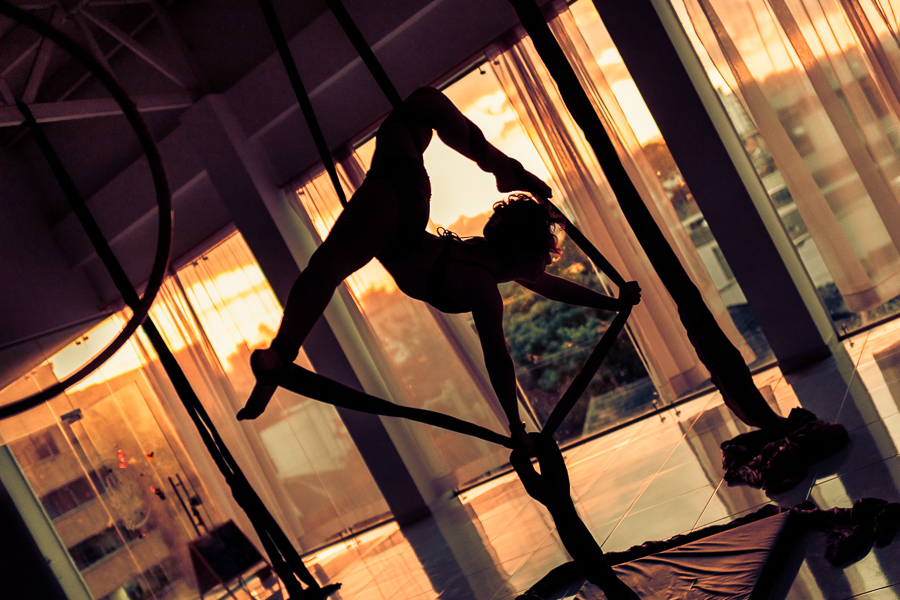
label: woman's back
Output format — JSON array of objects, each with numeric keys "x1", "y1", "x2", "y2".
[{"x1": 378, "y1": 233, "x2": 502, "y2": 313}]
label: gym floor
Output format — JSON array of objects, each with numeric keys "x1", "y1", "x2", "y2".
[{"x1": 300, "y1": 320, "x2": 900, "y2": 600}]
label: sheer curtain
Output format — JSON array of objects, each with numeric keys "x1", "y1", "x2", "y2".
[
  {"x1": 152, "y1": 233, "x2": 390, "y2": 548},
  {"x1": 0, "y1": 233, "x2": 391, "y2": 570},
  {"x1": 680, "y1": 0, "x2": 900, "y2": 312},
  {"x1": 293, "y1": 162, "x2": 512, "y2": 490},
  {"x1": 489, "y1": 5, "x2": 755, "y2": 402}
]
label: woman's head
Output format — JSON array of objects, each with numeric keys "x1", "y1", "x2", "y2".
[{"x1": 484, "y1": 193, "x2": 565, "y2": 279}]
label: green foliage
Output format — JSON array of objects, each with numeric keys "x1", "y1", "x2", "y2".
[{"x1": 501, "y1": 234, "x2": 648, "y2": 438}]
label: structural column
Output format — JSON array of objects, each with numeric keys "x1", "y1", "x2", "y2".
[
  {"x1": 180, "y1": 94, "x2": 430, "y2": 525},
  {"x1": 594, "y1": 0, "x2": 838, "y2": 372},
  {"x1": 0, "y1": 447, "x2": 92, "y2": 600}
]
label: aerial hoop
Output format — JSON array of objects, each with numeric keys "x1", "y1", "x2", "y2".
[{"x1": 0, "y1": 2, "x2": 172, "y2": 419}]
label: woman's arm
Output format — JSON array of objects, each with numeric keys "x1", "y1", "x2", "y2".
[
  {"x1": 468, "y1": 282, "x2": 534, "y2": 452},
  {"x1": 517, "y1": 273, "x2": 641, "y2": 311}
]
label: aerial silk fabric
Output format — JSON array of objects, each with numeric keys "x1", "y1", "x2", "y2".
[
  {"x1": 611, "y1": 511, "x2": 793, "y2": 599},
  {"x1": 293, "y1": 164, "x2": 514, "y2": 489},
  {"x1": 526, "y1": 498, "x2": 900, "y2": 599},
  {"x1": 721, "y1": 407, "x2": 849, "y2": 492},
  {"x1": 489, "y1": 5, "x2": 756, "y2": 402}
]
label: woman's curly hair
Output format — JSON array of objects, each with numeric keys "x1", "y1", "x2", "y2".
[{"x1": 483, "y1": 193, "x2": 565, "y2": 259}]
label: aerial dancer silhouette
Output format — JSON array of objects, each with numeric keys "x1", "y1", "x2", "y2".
[{"x1": 236, "y1": 86, "x2": 640, "y2": 453}]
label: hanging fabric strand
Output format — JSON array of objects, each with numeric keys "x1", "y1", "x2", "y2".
[
  {"x1": 322, "y1": 0, "x2": 633, "y2": 438},
  {"x1": 542, "y1": 307, "x2": 631, "y2": 436},
  {"x1": 325, "y1": 0, "x2": 403, "y2": 109},
  {"x1": 0, "y1": 2, "x2": 171, "y2": 419},
  {"x1": 17, "y1": 102, "x2": 332, "y2": 600},
  {"x1": 281, "y1": 364, "x2": 513, "y2": 447},
  {"x1": 322, "y1": 0, "x2": 627, "y2": 291},
  {"x1": 507, "y1": 0, "x2": 786, "y2": 432},
  {"x1": 257, "y1": 0, "x2": 347, "y2": 207}
]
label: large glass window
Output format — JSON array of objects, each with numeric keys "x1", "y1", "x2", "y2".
[
  {"x1": 670, "y1": 0, "x2": 900, "y2": 334},
  {"x1": 170, "y1": 234, "x2": 389, "y2": 542},
  {"x1": 0, "y1": 231, "x2": 388, "y2": 600},
  {"x1": 437, "y1": 3, "x2": 769, "y2": 437}
]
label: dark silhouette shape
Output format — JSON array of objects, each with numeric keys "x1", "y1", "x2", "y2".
[
  {"x1": 258, "y1": 5, "x2": 642, "y2": 593},
  {"x1": 278, "y1": 363, "x2": 514, "y2": 448},
  {"x1": 510, "y1": 433, "x2": 639, "y2": 599},
  {"x1": 236, "y1": 87, "x2": 640, "y2": 454},
  {"x1": 721, "y1": 407, "x2": 849, "y2": 493}
]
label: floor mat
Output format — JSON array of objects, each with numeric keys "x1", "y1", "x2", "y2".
[{"x1": 580, "y1": 511, "x2": 797, "y2": 600}]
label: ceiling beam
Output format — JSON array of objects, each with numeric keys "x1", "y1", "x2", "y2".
[
  {"x1": 78, "y1": 6, "x2": 188, "y2": 88},
  {"x1": 22, "y1": 7, "x2": 67, "y2": 103},
  {"x1": 0, "y1": 91, "x2": 192, "y2": 126}
]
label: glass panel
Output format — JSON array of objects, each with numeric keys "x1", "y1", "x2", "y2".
[
  {"x1": 562, "y1": 0, "x2": 773, "y2": 366},
  {"x1": 670, "y1": 0, "x2": 900, "y2": 334},
  {"x1": 173, "y1": 233, "x2": 390, "y2": 544},
  {"x1": 0, "y1": 231, "x2": 391, "y2": 599},
  {"x1": 6, "y1": 386, "x2": 210, "y2": 600}
]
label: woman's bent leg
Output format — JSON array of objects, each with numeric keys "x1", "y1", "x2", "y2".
[{"x1": 238, "y1": 179, "x2": 401, "y2": 420}]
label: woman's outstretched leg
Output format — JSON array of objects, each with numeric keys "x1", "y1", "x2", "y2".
[{"x1": 237, "y1": 179, "x2": 401, "y2": 420}]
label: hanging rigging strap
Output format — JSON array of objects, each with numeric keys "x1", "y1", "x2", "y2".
[
  {"x1": 542, "y1": 306, "x2": 631, "y2": 437},
  {"x1": 263, "y1": 0, "x2": 632, "y2": 443},
  {"x1": 325, "y1": 0, "x2": 627, "y2": 292},
  {"x1": 257, "y1": 0, "x2": 347, "y2": 207},
  {"x1": 325, "y1": 0, "x2": 635, "y2": 436},
  {"x1": 281, "y1": 364, "x2": 513, "y2": 448},
  {"x1": 15, "y1": 98, "x2": 323, "y2": 599},
  {"x1": 0, "y1": 2, "x2": 172, "y2": 421},
  {"x1": 325, "y1": 0, "x2": 403, "y2": 109}
]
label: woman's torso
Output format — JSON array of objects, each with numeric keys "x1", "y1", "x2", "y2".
[{"x1": 378, "y1": 234, "x2": 502, "y2": 313}]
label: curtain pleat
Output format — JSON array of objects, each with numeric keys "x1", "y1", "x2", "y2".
[
  {"x1": 682, "y1": 0, "x2": 900, "y2": 312},
  {"x1": 144, "y1": 235, "x2": 390, "y2": 549}
]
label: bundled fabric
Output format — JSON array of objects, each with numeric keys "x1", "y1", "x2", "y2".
[
  {"x1": 608, "y1": 498, "x2": 900, "y2": 567},
  {"x1": 799, "y1": 498, "x2": 900, "y2": 566},
  {"x1": 721, "y1": 408, "x2": 849, "y2": 492}
]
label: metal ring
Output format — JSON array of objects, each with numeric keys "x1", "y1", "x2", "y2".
[{"x1": 0, "y1": 2, "x2": 172, "y2": 419}]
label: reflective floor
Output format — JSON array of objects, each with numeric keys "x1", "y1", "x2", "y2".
[{"x1": 303, "y1": 321, "x2": 900, "y2": 600}]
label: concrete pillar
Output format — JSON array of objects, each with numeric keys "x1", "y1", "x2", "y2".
[{"x1": 0, "y1": 446, "x2": 91, "y2": 600}]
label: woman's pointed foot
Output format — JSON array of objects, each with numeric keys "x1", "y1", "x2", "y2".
[
  {"x1": 494, "y1": 158, "x2": 552, "y2": 199},
  {"x1": 236, "y1": 348, "x2": 286, "y2": 421}
]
